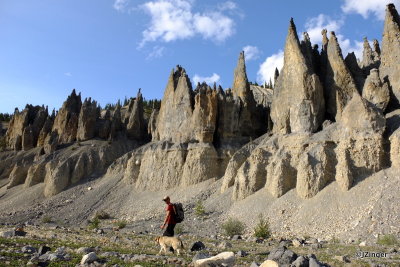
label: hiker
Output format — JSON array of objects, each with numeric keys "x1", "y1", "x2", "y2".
[{"x1": 161, "y1": 196, "x2": 176, "y2": 236}]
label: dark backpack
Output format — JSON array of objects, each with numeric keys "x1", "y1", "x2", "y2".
[{"x1": 173, "y1": 203, "x2": 184, "y2": 223}]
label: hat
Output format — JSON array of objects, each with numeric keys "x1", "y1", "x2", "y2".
[{"x1": 162, "y1": 196, "x2": 170, "y2": 201}]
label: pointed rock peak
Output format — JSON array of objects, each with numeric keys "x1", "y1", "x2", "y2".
[
  {"x1": 363, "y1": 37, "x2": 371, "y2": 49},
  {"x1": 328, "y1": 31, "x2": 344, "y2": 58},
  {"x1": 288, "y1": 18, "x2": 300, "y2": 41},
  {"x1": 232, "y1": 50, "x2": 250, "y2": 99},
  {"x1": 387, "y1": 3, "x2": 400, "y2": 21},
  {"x1": 136, "y1": 89, "x2": 143, "y2": 102},
  {"x1": 303, "y1": 32, "x2": 311, "y2": 44},
  {"x1": 274, "y1": 68, "x2": 280, "y2": 84},
  {"x1": 321, "y1": 29, "x2": 328, "y2": 50},
  {"x1": 373, "y1": 39, "x2": 381, "y2": 54}
]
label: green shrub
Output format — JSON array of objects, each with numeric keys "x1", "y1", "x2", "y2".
[
  {"x1": 195, "y1": 200, "x2": 206, "y2": 216},
  {"x1": 253, "y1": 214, "x2": 270, "y2": 239},
  {"x1": 88, "y1": 217, "x2": 100, "y2": 229},
  {"x1": 221, "y1": 217, "x2": 245, "y2": 237},
  {"x1": 94, "y1": 210, "x2": 111, "y2": 220},
  {"x1": 377, "y1": 234, "x2": 399, "y2": 246},
  {"x1": 41, "y1": 216, "x2": 52, "y2": 224},
  {"x1": 114, "y1": 220, "x2": 127, "y2": 229}
]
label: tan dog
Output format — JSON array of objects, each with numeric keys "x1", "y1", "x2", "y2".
[{"x1": 155, "y1": 236, "x2": 184, "y2": 256}]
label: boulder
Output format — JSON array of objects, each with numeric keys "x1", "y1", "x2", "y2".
[
  {"x1": 191, "y1": 241, "x2": 206, "y2": 251},
  {"x1": 80, "y1": 252, "x2": 98, "y2": 264},
  {"x1": 267, "y1": 246, "x2": 297, "y2": 266},
  {"x1": 194, "y1": 251, "x2": 235, "y2": 267},
  {"x1": 259, "y1": 260, "x2": 279, "y2": 267}
]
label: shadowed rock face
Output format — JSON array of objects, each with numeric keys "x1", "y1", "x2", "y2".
[
  {"x1": 154, "y1": 66, "x2": 194, "y2": 143},
  {"x1": 52, "y1": 89, "x2": 82, "y2": 144},
  {"x1": 325, "y1": 31, "x2": 359, "y2": 121},
  {"x1": 126, "y1": 90, "x2": 147, "y2": 141},
  {"x1": 6, "y1": 105, "x2": 49, "y2": 151},
  {"x1": 271, "y1": 19, "x2": 325, "y2": 134},
  {"x1": 77, "y1": 98, "x2": 98, "y2": 141},
  {"x1": 380, "y1": 3, "x2": 400, "y2": 108}
]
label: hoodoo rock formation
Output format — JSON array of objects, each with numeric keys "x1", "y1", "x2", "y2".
[
  {"x1": 380, "y1": 3, "x2": 400, "y2": 107},
  {"x1": 1, "y1": 88, "x2": 147, "y2": 196},
  {"x1": 113, "y1": 54, "x2": 268, "y2": 191},
  {"x1": 1, "y1": 4, "x2": 400, "y2": 209},
  {"x1": 270, "y1": 18, "x2": 325, "y2": 134}
]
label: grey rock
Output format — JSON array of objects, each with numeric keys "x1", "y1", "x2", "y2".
[
  {"x1": 76, "y1": 247, "x2": 95, "y2": 254},
  {"x1": 267, "y1": 246, "x2": 297, "y2": 265},
  {"x1": 80, "y1": 252, "x2": 98, "y2": 264},
  {"x1": 191, "y1": 241, "x2": 206, "y2": 251},
  {"x1": 192, "y1": 251, "x2": 210, "y2": 262},
  {"x1": 22, "y1": 246, "x2": 37, "y2": 254},
  {"x1": 236, "y1": 250, "x2": 248, "y2": 257},
  {"x1": 291, "y1": 256, "x2": 309, "y2": 267}
]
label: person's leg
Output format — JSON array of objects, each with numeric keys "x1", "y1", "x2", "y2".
[{"x1": 163, "y1": 224, "x2": 175, "y2": 237}]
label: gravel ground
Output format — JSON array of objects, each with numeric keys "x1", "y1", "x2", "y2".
[{"x1": 0, "y1": 166, "x2": 399, "y2": 245}]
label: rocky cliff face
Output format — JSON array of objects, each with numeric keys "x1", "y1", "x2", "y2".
[
  {"x1": 2, "y1": 4, "x2": 400, "y2": 202},
  {"x1": 271, "y1": 19, "x2": 325, "y2": 134},
  {"x1": 223, "y1": 7, "x2": 400, "y2": 201},
  {"x1": 114, "y1": 55, "x2": 269, "y2": 191},
  {"x1": 380, "y1": 3, "x2": 400, "y2": 108},
  {"x1": 2, "y1": 88, "x2": 148, "y2": 196}
]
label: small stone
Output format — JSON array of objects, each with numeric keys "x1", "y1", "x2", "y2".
[
  {"x1": 80, "y1": 252, "x2": 98, "y2": 264},
  {"x1": 236, "y1": 250, "x2": 248, "y2": 257},
  {"x1": 359, "y1": 241, "x2": 366, "y2": 247}
]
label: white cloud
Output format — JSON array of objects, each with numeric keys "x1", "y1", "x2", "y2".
[
  {"x1": 341, "y1": 0, "x2": 400, "y2": 20},
  {"x1": 243, "y1": 45, "x2": 260, "y2": 61},
  {"x1": 193, "y1": 73, "x2": 220, "y2": 85},
  {"x1": 305, "y1": 14, "x2": 343, "y2": 45},
  {"x1": 257, "y1": 50, "x2": 284, "y2": 85},
  {"x1": 114, "y1": 0, "x2": 130, "y2": 12},
  {"x1": 304, "y1": 14, "x2": 364, "y2": 59},
  {"x1": 218, "y1": 1, "x2": 237, "y2": 11},
  {"x1": 64, "y1": 72, "x2": 72, "y2": 77},
  {"x1": 146, "y1": 46, "x2": 165, "y2": 60},
  {"x1": 139, "y1": 0, "x2": 235, "y2": 47}
]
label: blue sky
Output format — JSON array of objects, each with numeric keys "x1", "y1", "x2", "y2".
[{"x1": 0, "y1": 0, "x2": 397, "y2": 113}]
